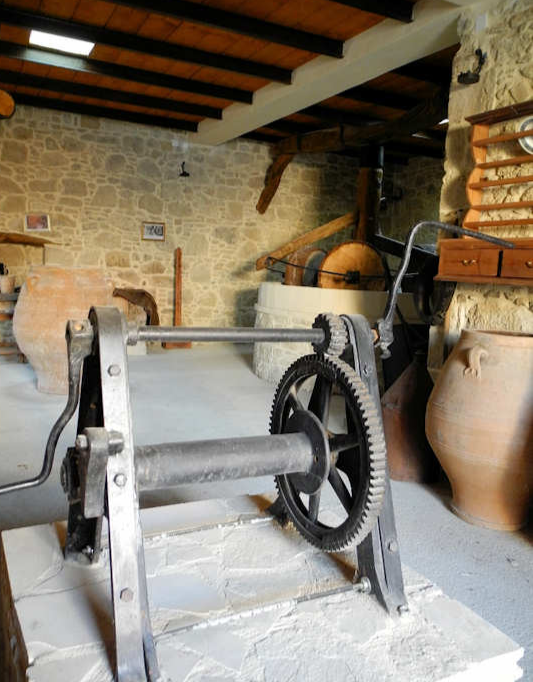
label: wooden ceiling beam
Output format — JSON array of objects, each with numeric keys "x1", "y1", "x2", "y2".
[
  {"x1": 111, "y1": 0, "x2": 344, "y2": 58},
  {"x1": 337, "y1": 85, "x2": 419, "y2": 110},
  {"x1": 12, "y1": 93, "x2": 198, "y2": 131},
  {"x1": 0, "y1": 40, "x2": 253, "y2": 104},
  {"x1": 392, "y1": 62, "x2": 450, "y2": 86},
  {"x1": 0, "y1": 6, "x2": 292, "y2": 83},
  {"x1": 196, "y1": 0, "x2": 475, "y2": 144},
  {"x1": 325, "y1": 0, "x2": 413, "y2": 23},
  {"x1": 0, "y1": 69, "x2": 221, "y2": 119},
  {"x1": 242, "y1": 131, "x2": 282, "y2": 144},
  {"x1": 302, "y1": 104, "x2": 381, "y2": 126},
  {"x1": 262, "y1": 119, "x2": 323, "y2": 135}
]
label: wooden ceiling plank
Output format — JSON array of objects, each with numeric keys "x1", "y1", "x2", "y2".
[
  {"x1": 110, "y1": 0, "x2": 344, "y2": 57},
  {"x1": 12, "y1": 91, "x2": 199, "y2": 130},
  {"x1": 0, "y1": 39, "x2": 254, "y2": 103},
  {"x1": 73, "y1": 0, "x2": 116, "y2": 26},
  {"x1": 0, "y1": 5, "x2": 293, "y2": 82},
  {"x1": 105, "y1": 5, "x2": 147, "y2": 33},
  {"x1": 40, "y1": 0, "x2": 78, "y2": 20},
  {"x1": 0, "y1": 66, "x2": 222, "y2": 118}
]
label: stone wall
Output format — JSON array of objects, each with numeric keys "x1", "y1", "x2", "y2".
[
  {"x1": 0, "y1": 105, "x2": 360, "y2": 342},
  {"x1": 438, "y1": 0, "x2": 533, "y2": 348}
]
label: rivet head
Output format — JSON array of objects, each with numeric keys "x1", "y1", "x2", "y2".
[
  {"x1": 108, "y1": 364, "x2": 121, "y2": 376},
  {"x1": 387, "y1": 539, "x2": 398, "y2": 553},
  {"x1": 114, "y1": 473, "x2": 127, "y2": 487},
  {"x1": 120, "y1": 588, "x2": 133, "y2": 602}
]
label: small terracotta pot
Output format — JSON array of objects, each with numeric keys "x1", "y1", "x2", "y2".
[
  {"x1": 13, "y1": 267, "x2": 114, "y2": 394},
  {"x1": 0, "y1": 274, "x2": 15, "y2": 294},
  {"x1": 426, "y1": 329, "x2": 533, "y2": 530}
]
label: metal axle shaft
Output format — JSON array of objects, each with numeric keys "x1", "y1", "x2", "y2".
[
  {"x1": 130, "y1": 326, "x2": 325, "y2": 345},
  {"x1": 134, "y1": 433, "x2": 314, "y2": 490}
]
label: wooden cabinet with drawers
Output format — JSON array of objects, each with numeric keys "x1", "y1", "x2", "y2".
[{"x1": 435, "y1": 239, "x2": 533, "y2": 286}]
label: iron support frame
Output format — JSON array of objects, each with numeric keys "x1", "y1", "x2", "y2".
[{"x1": 341, "y1": 313, "x2": 408, "y2": 614}]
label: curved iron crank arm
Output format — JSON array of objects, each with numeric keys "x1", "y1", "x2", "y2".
[
  {"x1": 0, "y1": 320, "x2": 94, "y2": 495},
  {"x1": 374, "y1": 221, "x2": 515, "y2": 358}
]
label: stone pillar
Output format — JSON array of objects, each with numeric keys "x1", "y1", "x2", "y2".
[{"x1": 432, "y1": 0, "x2": 533, "y2": 372}]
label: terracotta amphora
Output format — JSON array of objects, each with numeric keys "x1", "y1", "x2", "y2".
[
  {"x1": 382, "y1": 352, "x2": 440, "y2": 483},
  {"x1": 13, "y1": 267, "x2": 114, "y2": 394},
  {"x1": 426, "y1": 329, "x2": 533, "y2": 530}
]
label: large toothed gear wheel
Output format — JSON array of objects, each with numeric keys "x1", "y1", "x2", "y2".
[
  {"x1": 270, "y1": 355, "x2": 386, "y2": 552},
  {"x1": 311, "y1": 313, "x2": 347, "y2": 357}
]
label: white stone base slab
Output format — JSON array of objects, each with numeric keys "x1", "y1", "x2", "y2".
[{"x1": 2, "y1": 496, "x2": 523, "y2": 682}]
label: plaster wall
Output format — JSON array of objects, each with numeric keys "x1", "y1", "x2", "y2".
[
  {"x1": 0, "y1": 105, "x2": 360, "y2": 343},
  {"x1": 439, "y1": 0, "x2": 533, "y2": 346}
]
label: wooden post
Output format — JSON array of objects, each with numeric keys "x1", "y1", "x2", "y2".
[
  {"x1": 354, "y1": 146, "x2": 384, "y2": 243},
  {"x1": 163, "y1": 248, "x2": 191, "y2": 349}
]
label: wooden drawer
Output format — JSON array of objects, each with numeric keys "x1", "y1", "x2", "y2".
[
  {"x1": 438, "y1": 247, "x2": 500, "y2": 278},
  {"x1": 500, "y1": 249, "x2": 533, "y2": 279}
]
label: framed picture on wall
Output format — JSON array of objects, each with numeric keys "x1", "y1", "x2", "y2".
[
  {"x1": 142, "y1": 222, "x2": 165, "y2": 242},
  {"x1": 25, "y1": 213, "x2": 51, "y2": 233}
]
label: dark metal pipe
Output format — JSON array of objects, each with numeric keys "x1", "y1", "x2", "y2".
[
  {"x1": 131, "y1": 326, "x2": 325, "y2": 345},
  {"x1": 135, "y1": 433, "x2": 313, "y2": 490}
]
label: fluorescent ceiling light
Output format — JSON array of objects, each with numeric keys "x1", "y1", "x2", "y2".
[{"x1": 29, "y1": 30, "x2": 94, "y2": 56}]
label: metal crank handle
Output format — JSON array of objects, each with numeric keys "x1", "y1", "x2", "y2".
[
  {"x1": 374, "y1": 221, "x2": 514, "y2": 358},
  {"x1": 0, "y1": 320, "x2": 93, "y2": 495}
]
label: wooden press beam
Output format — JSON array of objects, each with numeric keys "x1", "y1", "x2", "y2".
[
  {"x1": 256, "y1": 213, "x2": 355, "y2": 271},
  {"x1": 256, "y1": 90, "x2": 448, "y2": 213}
]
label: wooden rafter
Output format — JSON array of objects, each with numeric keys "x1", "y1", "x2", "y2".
[
  {"x1": 111, "y1": 0, "x2": 344, "y2": 57},
  {"x1": 0, "y1": 6, "x2": 292, "y2": 83},
  {"x1": 0, "y1": 40, "x2": 254, "y2": 104}
]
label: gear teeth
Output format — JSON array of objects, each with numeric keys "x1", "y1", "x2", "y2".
[
  {"x1": 311, "y1": 313, "x2": 348, "y2": 357},
  {"x1": 269, "y1": 354, "x2": 387, "y2": 553}
]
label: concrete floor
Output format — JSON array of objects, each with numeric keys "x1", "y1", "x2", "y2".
[{"x1": 0, "y1": 346, "x2": 531, "y2": 677}]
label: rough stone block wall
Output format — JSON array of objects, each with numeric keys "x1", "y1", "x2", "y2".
[
  {"x1": 438, "y1": 0, "x2": 533, "y2": 345},
  {"x1": 0, "y1": 105, "x2": 362, "y2": 340}
]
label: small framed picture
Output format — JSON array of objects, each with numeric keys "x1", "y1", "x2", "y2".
[
  {"x1": 142, "y1": 222, "x2": 165, "y2": 242},
  {"x1": 25, "y1": 213, "x2": 51, "y2": 232}
]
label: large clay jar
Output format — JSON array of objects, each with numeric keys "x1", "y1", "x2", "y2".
[
  {"x1": 426, "y1": 329, "x2": 533, "y2": 530},
  {"x1": 13, "y1": 267, "x2": 114, "y2": 394},
  {"x1": 382, "y1": 352, "x2": 440, "y2": 483}
]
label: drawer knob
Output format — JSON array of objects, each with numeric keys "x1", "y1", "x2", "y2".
[
  {"x1": 461, "y1": 259, "x2": 477, "y2": 266},
  {"x1": 526, "y1": 261, "x2": 533, "y2": 268}
]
